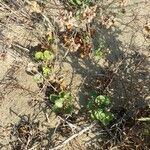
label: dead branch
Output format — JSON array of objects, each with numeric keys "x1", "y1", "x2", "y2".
[{"x1": 49, "y1": 121, "x2": 96, "y2": 150}]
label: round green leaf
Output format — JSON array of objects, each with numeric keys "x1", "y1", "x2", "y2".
[
  {"x1": 91, "y1": 109, "x2": 114, "y2": 126},
  {"x1": 35, "y1": 52, "x2": 44, "y2": 60},
  {"x1": 43, "y1": 50, "x2": 54, "y2": 61},
  {"x1": 42, "y1": 66, "x2": 51, "y2": 77},
  {"x1": 95, "y1": 109, "x2": 105, "y2": 120},
  {"x1": 95, "y1": 95, "x2": 110, "y2": 106}
]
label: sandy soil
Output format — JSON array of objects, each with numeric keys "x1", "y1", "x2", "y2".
[{"x1": 0, "y1": 0, "x2": 150, "y2": 149}]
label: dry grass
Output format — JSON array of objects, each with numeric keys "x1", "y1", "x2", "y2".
[{"x1": 0, "y1": 0, "x2": 150, "y2": 149}]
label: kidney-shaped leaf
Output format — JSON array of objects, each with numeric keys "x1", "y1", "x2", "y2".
[
  {"x1": 95, "y1": 95, "x2": 110, "y2": 106},
  {"x1": 35, "y1": 51, "x2": 44, "y2": 60},
  {"x1": 43, "y1": 50, "x2": 54, "y2": 61}
]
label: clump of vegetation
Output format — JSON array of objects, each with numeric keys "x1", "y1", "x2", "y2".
[
  {"x1": 50, "y1": 91, "x2": 74, "y2": 114},
  {"x1": 34, "y1": 50, "x2": 54, "y2": 61},
  {"x1": 88, "y1": 91, "x2": 114, "y2": 125},
  {"x1": 33, "y1": 50, "x2": 54, "y2": 83},
  {"x1": 94, "y1": 48, "x2": 104, "y2": 60}
]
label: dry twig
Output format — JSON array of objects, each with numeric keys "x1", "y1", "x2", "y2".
[{"x1": 49, "y1": 121, "x2": 96, "y2": 150}]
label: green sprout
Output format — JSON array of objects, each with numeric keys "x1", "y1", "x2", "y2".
[
  {"x1": 94, "y1": 48, "x2": 104, "y2": 60},
  {"x1": 50, "y1": 91, "x2": 73, "y2": 114},
  {"x1": 42, "y1": 66, "x2": 52, "y2": 77},
  {"x1": 35, "y1": 51, "x2": 44, "y2": 60},
  {"x1": 95, "y1": 95, "x2": 110, "y2": 107},
  {"x1": 43, "y1": 50, "x2": 54, "y2": 61},
  {"x1": 33, "y1": 50, "x2": 54, "y2": 84},
  {"x1": 91, "y1": 109, "x2": 114, "y2": 126},
  {"x1": 34, "y1": 50, "x2": 54, "y2": 61},
  {"x1": 88, "y1": 93, "x2": 114, "y2": 126}
]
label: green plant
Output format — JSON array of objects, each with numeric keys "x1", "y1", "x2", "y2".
[
  {"x1": 88, "y1": 92, "x2": 114, "y2": 126},
  {"x1": 33, "y1": 50, "x2": 54, "y2": 82},
  {"x1": 33, "y1": 65, "x2": 51, "y2": 84},
  {"x1": 94, "y1": 48, "x2": 104, "y2": 60},
  {"x1": 35, "y1": 51, "x2": 44, "y2": 60},
  {"x1": 42, "y1": 66, "x2": 52, "y2": 77},
  {"x1": 91, "y1": 109, "x2": 114, "y2": 126},
  {"x1": 50, "y1": 91, "x2": 73, "y2": 114},
  {"x1": 34, "y1": 50, "x2": 54, "y2": 61}
]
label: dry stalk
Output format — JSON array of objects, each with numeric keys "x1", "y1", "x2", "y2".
[
  {"x1": 49, "y1": 121, "x2": 96, "y2": 150},
  {"x1": 58, "y1": 116, "x2": 79, "y2": 131}
]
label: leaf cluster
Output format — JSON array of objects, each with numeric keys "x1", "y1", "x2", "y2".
[
  {"x1": 33, "y1": 50, "x2": 54, "y2": 83},
  {"x1": 88, "y1": 92, "x2": 114, "y2": 126},
  {"x1": 34, "y1": 50, "x2": 54, "y2": 61},
  {"x1": 50, "y1": 91, "x2": 73, "y2": 114}
]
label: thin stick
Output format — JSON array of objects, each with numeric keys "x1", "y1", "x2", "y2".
[
  {"x1": 28, "y1": 143, "x2": 40, "y2": 150},
  {"x1": 49, "y1": 121, "x2": 96, "y2": 150},
  {"x1": 58, "y1": 116, "x2": 79, "y2": 130}
]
